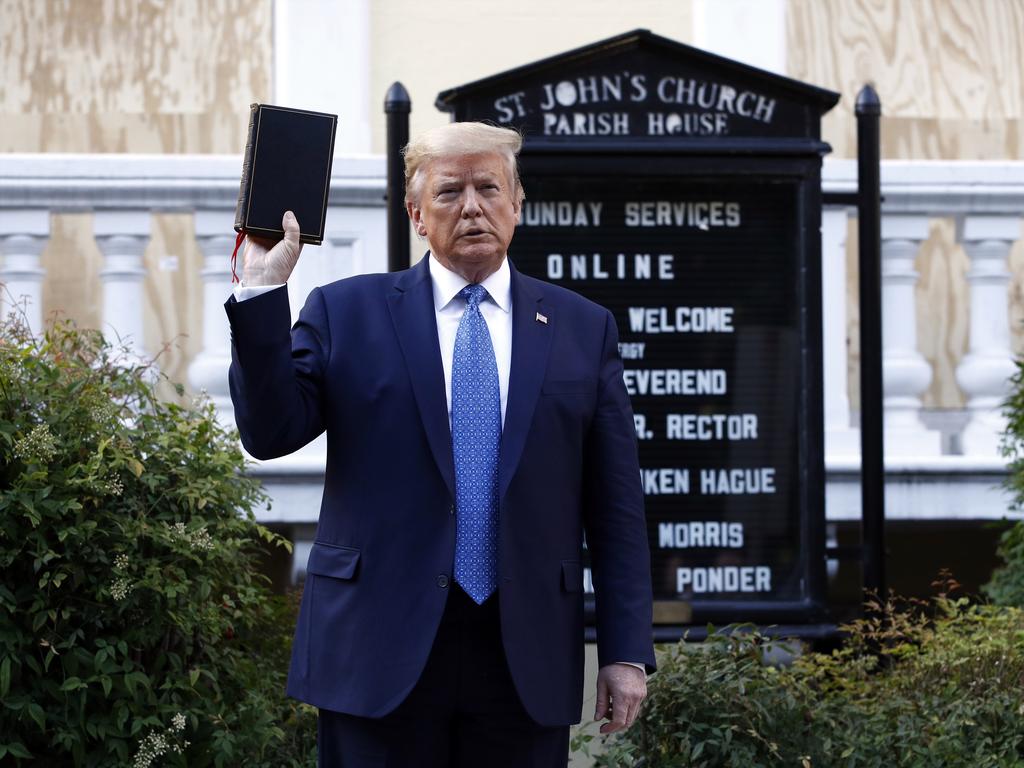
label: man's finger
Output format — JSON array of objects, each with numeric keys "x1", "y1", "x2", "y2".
[
  {"x1": 594, "y1": 674, "x2": 609, "y2": 721},
  {"x1": 625, "y1": 697, "x2": 641, "y2": 728},
  {"x1": 599, "y1": 694, "x2": 630, "y2": 734}
]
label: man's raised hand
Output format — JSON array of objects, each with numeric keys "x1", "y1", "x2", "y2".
[{"x1": 241, "y1": 210, "x2": 303, "y2": 286}]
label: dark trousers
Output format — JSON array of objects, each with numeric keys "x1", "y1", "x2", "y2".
[{"x1": 317, "y1": 585, "x2": 569, "y2": 767}]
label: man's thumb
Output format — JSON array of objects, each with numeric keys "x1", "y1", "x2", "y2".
[{"x1": 282, "y1": 211, "x2": 300, "y2": 247}]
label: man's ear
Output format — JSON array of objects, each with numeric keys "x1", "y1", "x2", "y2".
[{"x1": 407, "y1": 201, "x2": 427, "y2": 236}]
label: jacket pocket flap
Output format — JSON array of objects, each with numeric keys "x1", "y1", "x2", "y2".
[
  {"x1": 561, "y1": 560, "x2": 582, "y2": 592},
  {"x1": 307, "y1": 542, "x2": 361, "y2": 580},
  {"x1": 543, "y1": 379, "x2": 595, "y2": 395}
]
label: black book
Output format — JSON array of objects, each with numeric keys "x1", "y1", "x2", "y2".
[{"x1": 234, "y1": 103, "x2": 339, "y2": 246}]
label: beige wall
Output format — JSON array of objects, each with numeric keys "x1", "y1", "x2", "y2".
[
  {"x1": 368, "y1": 0, "x2": 695, "y2": 154},
  {"x1": 788, "y1": 0, "x2": 1024, "y2": 409}
]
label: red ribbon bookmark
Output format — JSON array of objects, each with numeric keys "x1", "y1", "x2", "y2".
[{"x1": 230, "y1": 230, "x2": 245, "y2": 284}]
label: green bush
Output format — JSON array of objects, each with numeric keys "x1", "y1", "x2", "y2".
[
  {"x1": 0, "y1": 315, "x2": 316, "y2": 766},
  {"x1": 577, "y1": 591, "x2": 1024, "y2": 767},
  {"x1": 985, "y1": 357, "x2": 1024, "y2": 607}
]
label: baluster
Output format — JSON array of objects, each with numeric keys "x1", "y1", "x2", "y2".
[
  {"x1": 0, "y1": 209, "x2": 49, "y2": 333},
  {"x1": 93, "y1": 210, "x2": 151, "y2": 360},
  {"x1": 822, "y1": 207, "x2": 860, "y2": 459},
  {"x1": 881, "y1": 214, "x2": 941, "y2": 455},
  {"x1": 188, "y1": 210, "x2": 236, "y2": 424},
  {"x1": 955, "y1": 215, "x2": 1021, "y2": 457}
]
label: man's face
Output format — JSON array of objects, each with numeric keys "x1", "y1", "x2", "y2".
[{"x1": 407, "y1": 152, "x2": 521, "y2": 283}]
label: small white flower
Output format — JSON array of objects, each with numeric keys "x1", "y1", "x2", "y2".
[
  {"x1": 110, "y1": 576, "x2": 133, "y2": 601},
  {"x1": 104, "y1": 475, "x2": 124, "y2": 496},
  {"x1": 190, "y1": 528, "x2": 214, "y2": 552},
  {"x1": 13, "y1": 424, "x2": 58, "y2": 463},
  {"x1": 170, "y1": 522, "x2": 214, "y2": 552}
]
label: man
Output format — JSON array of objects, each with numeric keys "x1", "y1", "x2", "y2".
[{"x1": 226, "y1": 122, "x2": 654, "y2": 766}]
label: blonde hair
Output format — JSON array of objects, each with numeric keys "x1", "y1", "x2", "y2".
[{"x1": 403, "y1": 122, "x2": 525, "y2": 206}]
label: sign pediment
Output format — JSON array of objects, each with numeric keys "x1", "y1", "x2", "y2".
[{"x1": 437, "y1": 29, "x2": 839, "y2": 146}]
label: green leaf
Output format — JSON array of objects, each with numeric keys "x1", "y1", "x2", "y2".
[
  {"x1": 0, "y1": 656, "x2": 10, "y2": 698},
  {"x1": 189, "y1": 668, "x2": 200, "y2": 687},
  {"x1": 6, "y1": 742, "x2": 32, "y2": 759},
  {"x1": 28, "y1": 702, "x2": 45, "y2": 731},
  {"x1": 59, "y1": 676, "x2": 84, "y2": 691}
]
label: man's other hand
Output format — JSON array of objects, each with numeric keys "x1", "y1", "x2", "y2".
[
  {"x1": 242, "y1": 210, "x2": 303, "y2": 285},
  {"x1": 594, "y1": 663, "x2": 647, "y2": 734}
]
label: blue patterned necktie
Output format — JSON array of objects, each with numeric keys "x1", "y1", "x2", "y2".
[{"x1": 452, "y1": 283, "x2": 501, "y2": 604}]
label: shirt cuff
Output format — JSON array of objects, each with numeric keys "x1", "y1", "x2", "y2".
[
  {"x1": 615, "y1": 661, "x2": 647, "y2": 673},
  {"x1": 234, "y1": 282, "x2": 285, "y2": 302}
]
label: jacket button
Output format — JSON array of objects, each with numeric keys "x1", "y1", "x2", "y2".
[{"x1": 437, "y1": 574, "x2": 449, "y2": 588}]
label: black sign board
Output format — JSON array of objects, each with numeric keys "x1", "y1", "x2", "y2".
[{"x1": 437, "y1": 30, "x2": 840, "y2": 628}]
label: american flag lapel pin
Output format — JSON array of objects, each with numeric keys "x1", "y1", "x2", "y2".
[{"x1": 536, "y1": 312, "x2": 548, "y2": 324}]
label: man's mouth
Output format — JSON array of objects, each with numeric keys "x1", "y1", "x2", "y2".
[{"x1": 462, "y1": 229, "x2": 488, "y2": 237}]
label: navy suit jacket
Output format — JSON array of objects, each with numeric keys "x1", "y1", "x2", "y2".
[{"x1": 225, "y1": 255, "x2": 655, "y2": 726}]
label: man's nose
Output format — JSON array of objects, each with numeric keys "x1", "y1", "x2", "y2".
[{"x1": 461, "y1": 188, "x2": 482, "y2": 217}]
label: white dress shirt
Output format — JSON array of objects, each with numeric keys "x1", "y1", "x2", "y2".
[{"x1": 428, "y1": 254, "x2": 512, "y2": 428}]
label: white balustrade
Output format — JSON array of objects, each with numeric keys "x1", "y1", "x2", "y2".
[
  {"x1": 0, "y1": 209, "x2": 49, "y2": 332},
  {"x1": 880, "y1": 213, "x2": 941, "y2": 455},
  {"x1": 188, "y1": 209, "x2": 237, "y2": 424},
  {"x1": 93, "y1": 210, "x2": 151, "y2": 360},
  {"x1": 2, "y1": 153, "x2": 1024, "y2": 523},
  {"x1": 955, "y1": 214, "x2": 1022, "y2": 457},
  {"x1": 821, "y1": 206, "x2": 860, "y2": 459}
]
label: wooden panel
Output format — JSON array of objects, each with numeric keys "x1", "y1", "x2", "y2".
[
  {"x1": 142, "y1": 214, "x2": 205, "y2": 397},
  {"x1": 0, "y1": 113, "x2": 253, "y2": 154},
  {"x1": 915, "y1": 219, "x2": 969, "y2": 409},
  {"x1": 40, "y1": 213, "x2": 103, "y2": 330},
  {"x1": 0, "y1": 0, "x2": 271, "y2": 144},
  {"x1": 788, "y1": 0, "x2": 1024, "y2": 160}
]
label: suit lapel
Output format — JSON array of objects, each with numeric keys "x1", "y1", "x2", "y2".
[
  {"x1": 499, "y1": 264, "x2": 552, "y2": 502},
  {"x1": 387, "y1": 257, "x2": 456, "y2": 500}
]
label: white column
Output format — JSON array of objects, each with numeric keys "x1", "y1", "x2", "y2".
[
  {"x1": 955, "y1": 215, "x2": 1021, "y2": 457},
  {"x1": 692, "y1": 0, "x2": 787, "y2": 73},
  {"x1": 93, "y1": 210, "x2": 151, "y2": 358},
  {"x1": 188, "y1": 210, "x2": 236, "y2": 424},
  {"x1": 274, "y1": 0, "x2": 371, "y2": 154},
  {"x1": 881, "y1": 214, "x2": 941, "y2": 455},
  {"x1": 0, "y1": 209, "x2": 49, "y2": 333},
  {"x1": 822, "y1": 207, "x2": 860, "y2": 459}
]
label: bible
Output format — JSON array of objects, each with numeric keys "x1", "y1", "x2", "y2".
[{"x1": 234, "y1": 103, "x2": 339, "y2": 246}]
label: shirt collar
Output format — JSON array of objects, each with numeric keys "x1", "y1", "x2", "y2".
[{"x1": 429, "y1": 253, "x2": 512, "y2": 314}]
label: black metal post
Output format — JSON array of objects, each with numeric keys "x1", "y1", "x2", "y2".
[
  {"x1": 385, "y1": 82, "x2": 411, "y2": 273},
  {"x1": 855, "y1": 84, "x2": 885, "y2": 599}
]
